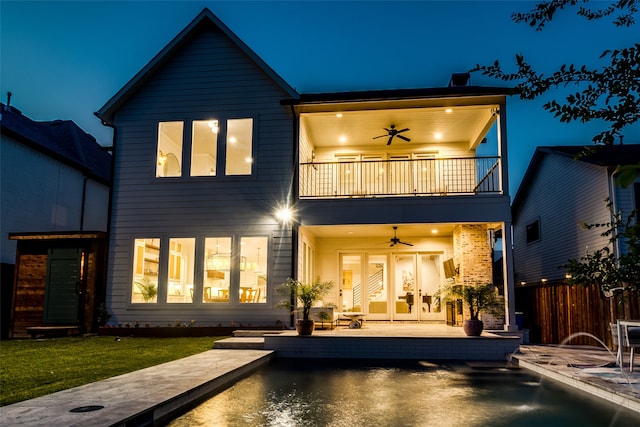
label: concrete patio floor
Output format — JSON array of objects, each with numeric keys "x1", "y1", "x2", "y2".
[{"x1": 1, "y1": 322, "x2": 640, "y2": 426}]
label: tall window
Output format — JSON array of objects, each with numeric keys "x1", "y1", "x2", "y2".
[
  {"x1": 204, "y1": 238, "x2": 232, "y2": 303},
  {"x1": 239, "y1": 236, "x2": 268, "y2": 303},
  {"x1": 191, "y1": 120, "x2": 218, "y2": 176},
  {"x1": 167, "y1": 238, "x2": 195, "y2": 303},
  {"x1": 225, "y1": 118, "x2": 253, "y2": 175},
  {"x1": 132, "y1": 238, "x2": 160, "y2": 303},
  {"x1": 156, "y1": 121, "x2": 183, "y2": 177}
]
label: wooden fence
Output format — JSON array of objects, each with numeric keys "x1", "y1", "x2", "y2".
[{"x1": 515, "y1": 280, "x2": 640, "y2": 346}]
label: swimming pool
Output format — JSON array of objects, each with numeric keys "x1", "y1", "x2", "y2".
[{"x1": 168, "y1": 359, "x2": 640, "y2": 426}]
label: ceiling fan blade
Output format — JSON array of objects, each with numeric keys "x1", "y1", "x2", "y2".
[
  {"x1": 387, "y1": 136, "x2": 394, "y2": 145},
  {"x1": 396, "y1": 134, "x2": 411, "y2": 142},
  {"x1": 397, "y1": 128, "x2": 410, "y2": 133},
  {"x1": 400, "y1": 241, "x2": 414, "y2": 246},
  {"x1": 373, "y1": 134, "x2": 387, "y2": 139}
]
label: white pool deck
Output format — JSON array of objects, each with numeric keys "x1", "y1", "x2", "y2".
[{"x1": 1, "y1": 323, "x2": 640, "y2": 426}]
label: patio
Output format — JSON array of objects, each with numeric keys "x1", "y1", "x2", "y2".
[{"x1": 216, "y1": 321, "x2": 523, "y2": 361}]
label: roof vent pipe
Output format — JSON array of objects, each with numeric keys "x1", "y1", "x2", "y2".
[{"x1": 449, "y1": 73, "x2": 470, "y2": 87}]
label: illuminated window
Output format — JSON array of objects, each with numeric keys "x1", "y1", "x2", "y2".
[
  {"x1": 225, "y1": 118, "x2": 253, "y2": 175},
  {"x1": 132, "y1": 238, "x2": 160, "y2": 303},
  {"x1": 191, "y1": 120, "x2": 218, "y2": 176},
  {"x1": 167, "y1": 238, "x2": 195, "y2": 303},
  {"x1": 204, "y1": 238, "x2": 232, "y2": 303},
  {"x1": 239, "y1": 236, "x2": 268, "y2": 303},
  {"x1": 156, "y1": 121, "x2": 183, "y2": 177}
]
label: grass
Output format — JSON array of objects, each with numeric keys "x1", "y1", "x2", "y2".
[{"x1": 0, "y1": 335, "x2": 224, "y2": 406}]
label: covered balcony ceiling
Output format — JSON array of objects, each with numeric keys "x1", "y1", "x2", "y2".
[{"x1": 301, "y1": 105, "x2": 498, "y2": 149}]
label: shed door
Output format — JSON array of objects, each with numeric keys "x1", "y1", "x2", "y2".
[{"x1": 43, "y1": 248, "x2": 82, "y2": 324}]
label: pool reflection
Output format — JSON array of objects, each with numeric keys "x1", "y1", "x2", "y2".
[{"x1": 168, "y1": 359, "x2": 640, "y2": 427}]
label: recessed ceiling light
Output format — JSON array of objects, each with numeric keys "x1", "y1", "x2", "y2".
[
  {"x1": 434, "y1": 132, "x2": 443, "y2": 140},
  {"x1": 431, "y1": 229, "x2": 438, "y2": 234},
  {"x1": 336, "y1": 113, "x2": 343, "y2": 118},
  {"x1": 229, "y1": 136, "x2": 237, "y2": 144},
  {"x1": 445, "y1": 108, "x2": 453, "y2": 113},
  {"x1": 339, "y1": 135, "x2": 347, "y2": 143}
]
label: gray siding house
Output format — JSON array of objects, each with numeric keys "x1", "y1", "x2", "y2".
[
  {"x1": 97, "y1": 9, "x2": 517, "y2": 330},
  {"x1": 1, "y1": 102, "x2": 111, "y2": 337},
  {"x1": 512, "y1": 145, "x2": 640, "y2": 286}
]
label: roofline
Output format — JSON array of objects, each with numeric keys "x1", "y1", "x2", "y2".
[
  {"x1": 96, "y1": 8, "x2": 299, "y2": 124},
  {"x1": 511, "y1": 145, "x2": 625, "y2": 214},
  {"x1": 1, "y1": 120, "x2": 111, "y2": 186},
  {"x1": 281, "y1": 86, "x2": 513, "y2": 106}
]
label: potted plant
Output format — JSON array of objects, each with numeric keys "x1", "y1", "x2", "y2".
[
  {"x1": 135, "y1": 278, "x2": 158, "y2": 302},
  {"x1": 440, "y1": 282, "x2": 501, "y2": 336},
  {"x1": 276, "y1": 278, "x2": 334, "y2": 335}
]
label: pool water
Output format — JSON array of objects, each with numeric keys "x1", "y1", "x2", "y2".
[{"x1": 168, "y1": 359, "x2": 640, "y2": 427}]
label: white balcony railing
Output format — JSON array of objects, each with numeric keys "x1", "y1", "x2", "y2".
[{"x1": 299, "y1": 156, "x2": 501, "y2": 198}]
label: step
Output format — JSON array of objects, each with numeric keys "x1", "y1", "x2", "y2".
[
  {"x1": 214, "y1": 337, "x2": 265, "y2": 349},
  {"x1": 233, "y1": 330, "x2": 286, "y2": 337}
]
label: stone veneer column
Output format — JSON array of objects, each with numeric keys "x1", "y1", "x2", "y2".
[{"x1": 453, "y1": 224, "x2": 492, "y2": 286}]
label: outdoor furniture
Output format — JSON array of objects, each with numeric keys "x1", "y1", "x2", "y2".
[
  {"x1": 339, "y1": 312, "x2": 366, "y2": 328},
  {"x1": 616, "y1": 320, "x2": 640, "y2": 372}
]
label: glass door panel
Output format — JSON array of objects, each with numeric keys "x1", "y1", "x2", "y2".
[
  {"x1": 367, "y1": 255, "x2": 387, "y2": 318},
  {"x1": 393, "y1": 254, "x2": 417, "y2": 320},
  {"x1": 341, "y1": 255, "x2": 362, "y2": 312},
  {"x1": 418, "y1": 254, "x2": 444, "y2": 320}
]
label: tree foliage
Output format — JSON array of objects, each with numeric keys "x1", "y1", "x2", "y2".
[
  {"x1": 472, "y1": 0, "x2": 639, "y2": 152},
  {"x1": 563, "y1": 200, "x2": 640, "y2": 295}
]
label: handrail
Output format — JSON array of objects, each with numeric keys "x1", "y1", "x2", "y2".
[{"x1": 300, "y1": 156, "x2": 501, "y2": 198}]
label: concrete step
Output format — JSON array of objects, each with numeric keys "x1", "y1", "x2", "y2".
[
  {"x1": 233, "y1": 330, "x2": 286, "y2": 337},
  {"x1": 214, "y1": 337, "x2": 265, "y2": 349}
]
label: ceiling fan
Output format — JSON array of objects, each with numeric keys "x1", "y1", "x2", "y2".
[
  {"x1": 384, "y1": 226, "x2": 414, "y2": 247},
  {"x1": 373, "y1": 124, "x2": 411, "y2": 145}
]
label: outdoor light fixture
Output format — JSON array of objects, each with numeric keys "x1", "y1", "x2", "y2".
[{"x1": 276, "y1": 206, "x2": 294, "y2": 223}]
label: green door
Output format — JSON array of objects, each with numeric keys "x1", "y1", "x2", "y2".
[{"x1": 43, "y1": 248, "x2": 82, "y2": 324}]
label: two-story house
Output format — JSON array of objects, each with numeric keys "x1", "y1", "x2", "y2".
[
  {"x1": 512, "y1": 144, "x2": 640, "y2": 343},
  {"x1": 1, "y1": 102, "x2": 111, "y2": 338},
  {"x1": 96, "y1": 8, "x2": 516, "y2": 330}
]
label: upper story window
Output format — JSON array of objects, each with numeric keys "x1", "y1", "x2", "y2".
[
  {"x1": 191, "y1": 120, "x2": 218, "y2": 176},
  {"x1": 225, "y1": 118, "x2": 253, "y2": 175},
  {"x1": 156, "y1": 118, "x2": 253, "y2": 178},
  {"x1": 156, "y1": 122, "x2": 184, "y2": 177},
  {"x1": 526, "y1": 219, "x2": 541, "y2": 244}
]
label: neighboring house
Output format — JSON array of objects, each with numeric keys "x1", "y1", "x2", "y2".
[
  {"x1": 511, "y1": 145, "x2": 640, "y2": 343},
  {"x1": 0, "y1": 103, "x2": 112, "y2": 337},
  {"x1": 512, "y1": 145, "x2": 640, "y2": 286},
  {"x1": 95, "y1": 8, "x2": 516, "y2": 330}
]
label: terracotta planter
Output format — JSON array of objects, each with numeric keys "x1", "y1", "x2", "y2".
[
  {"x1": 463, "y1": 319, "x2": 484, "y2": 336},
  {"x1": 296, "y1": 319, "x2": 315, "y2": 336}
]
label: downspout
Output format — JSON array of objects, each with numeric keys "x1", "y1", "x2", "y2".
[
  {"x1": 608, "y1": 168, "x2": 621, "y2": 260},
  {"x1": 94, "y1": 113, "x2": 117, "y2": 322},
  {"x1": 80, "y1": 177, "x2": 88, "y2": 231},
  {"x1": 288, "y1": 103, "x2": 299, "y2": 329}
]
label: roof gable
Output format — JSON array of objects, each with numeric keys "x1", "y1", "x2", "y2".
[
  {"x1": 96, "y1": 8, "x2": 298, "y2": 123},
  {"x1": 1, "y1": 103, "x2": 112, "y2": 183},
  {"x1": 512, "y1": 144, "x2": 640, "y2": 214}
]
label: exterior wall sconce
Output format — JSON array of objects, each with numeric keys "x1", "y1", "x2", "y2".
[{"x1": 275, "y1": 206, "x2": 294, "y2": 223}]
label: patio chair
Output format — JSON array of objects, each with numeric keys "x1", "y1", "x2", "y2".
[
  {"x1": 610, "y1": 323, "x2": 621, "y2": 366},
  {"x1": 622, "y1": 325, "x2": 640, "y2": 372}
]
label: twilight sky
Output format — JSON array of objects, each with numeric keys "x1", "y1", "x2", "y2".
[{"x1": 2, "y1": 0, "x2": 638, "y2": 196}]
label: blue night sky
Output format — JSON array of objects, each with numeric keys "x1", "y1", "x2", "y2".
[{"x1": 2, "y1": 0, "x2": 638, "y2": 196}]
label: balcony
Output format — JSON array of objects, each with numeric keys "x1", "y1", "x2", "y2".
[{"x1": 299, "y1": 156, "x2": 501, "y2": 198}]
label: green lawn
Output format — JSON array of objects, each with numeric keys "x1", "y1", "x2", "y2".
[{"x1": 0, "y1": 335, "x2": 224, "y2": 406}]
